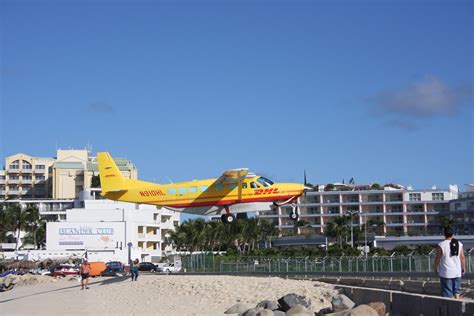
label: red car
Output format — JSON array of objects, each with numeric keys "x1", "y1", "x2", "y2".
[{"x1": 51, "y1": 264, "x2": 79, "y2": 277}]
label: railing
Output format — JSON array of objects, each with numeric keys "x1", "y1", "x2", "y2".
[{"x1": 180, "y1": 253, "x2": 474, "y2": 275}]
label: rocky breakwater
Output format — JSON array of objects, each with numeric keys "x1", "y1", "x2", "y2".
[{"x1": 225, "y1": 293, "x2": 386, "y2": 316}]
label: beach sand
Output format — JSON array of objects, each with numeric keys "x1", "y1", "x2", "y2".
[{"x1": 0, "y1": 274, "x2": 337, "y2": 315}]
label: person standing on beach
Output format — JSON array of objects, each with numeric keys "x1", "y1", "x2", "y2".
[
  {"x1": 130, "y1": 259, "x2": 139, "y2": 281},
  {"x1": 79, "y1": 259, "x2": 91, "y2": 290},
  {"x1": 435, "y1": 226, "x2": 466, "y2": 299}
]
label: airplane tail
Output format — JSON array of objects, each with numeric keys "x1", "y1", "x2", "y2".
[{"x1": 97, "y1": 152, "x2": 127, "y2": 194}]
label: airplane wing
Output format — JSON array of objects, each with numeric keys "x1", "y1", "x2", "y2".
[
  {"x1": 214, "y1": 168, "x2": 249, "y2": 200},
  {"x1": 214, "y1": 168, "x2": 249, "y2": 185}
]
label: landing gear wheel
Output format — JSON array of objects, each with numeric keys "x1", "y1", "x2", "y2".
[
  {"x1": 289, "y1": 212, "x2": 299, "y2": 221},
  {"x1": 221, "y1": 213, "x2": 235, "y2": 224},
  {"x1": 289, "y1": 204, "x2": 299, "y2": 221}
]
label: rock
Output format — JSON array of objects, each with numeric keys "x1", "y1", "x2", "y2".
[
  {"x1": 273, "y1": 311, "x2": 285, "y2": 316},
  {"x1": 257, "y1": 309, "x2": 274, "y2": 316},
  {"x1": 277, "y1": 293, "x2": 311, "y2": 312},
  {"x1": 348, "y1": 305, "x2": 378, "y2": 316},
  {"x1": 331, "y1": 294, "x2": 354, "y2": 312},
  {"x1": 257, "y1": 300, "x2": 279, "y2": 310},
  {"x1": 316, "y1": 307, "x2": 333, "y2": 315},
  {"x1": 285, "y1": 304, "x2": 313, "y2": 315},
  {"x1": 243, "y1": 307, "x2": 264, "y2": 316},
  {"x1": 225, "y1": 303, "x2": 249, "y2": 314},
  {"x1": 367, "y1": 302, "x2": 385, "y2": 316}
]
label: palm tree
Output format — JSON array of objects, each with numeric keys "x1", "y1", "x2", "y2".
[
  {"x1": 325, "y1": 216, "x2": 350, "y2": 247},
  {"x1": 258, "y1": 219, "x2": 279, "y2": 248},
  {"x1": 0, "y1": 204, "x2": 14, "y2": 243},
  {"x1": 6, "y1": 204, "x2": 33, "y2": 251},
  {"x1": 437, "y1": 216, "x2": 454, "y2": 230},
  {"x1": 22, "y1": 220, "x2": 47, "y2": 249}
]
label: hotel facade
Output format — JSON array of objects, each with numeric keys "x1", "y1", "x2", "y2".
[
  {"x1": 0, "y1": 149, "x2": 137, "y2": 200},
  {"x1": 259, "y1": 184, "x2": 460, "y2": 236}
]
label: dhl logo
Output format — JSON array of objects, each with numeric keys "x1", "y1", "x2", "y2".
[
  {"x1": 139, "y1": 190, "x2": 165, "y2": 197},
  {"x1": 254, "y1": 188, "x2": 279, "y2": 195}
]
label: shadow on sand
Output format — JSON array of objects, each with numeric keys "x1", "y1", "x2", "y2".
[{"x1": 0, "y1": 276, "x2": 131, "y2": 304}]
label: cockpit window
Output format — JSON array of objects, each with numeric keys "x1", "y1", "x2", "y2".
[
  {"x1": 250, "y1": 182, "x2": 260, "y2": 189},
  {"x1": 242, "y1": 182, "x2": 248, "y2": 189},
  {"x1": 257, "y1": 177, "x2": 274, "y2": 187}
]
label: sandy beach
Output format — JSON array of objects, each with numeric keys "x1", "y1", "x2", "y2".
[{"x1": 0, "y1": 274, "x2": 337, "y2": 315}]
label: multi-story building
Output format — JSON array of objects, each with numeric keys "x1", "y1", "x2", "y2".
[
  {"x1": 259, "y1": 183, "x2": 459, "y2": 237},
  {"x1": 1, "y1": 153, "x2": 55, "y2": 199},
  {"x1": 1, "y1": 149, "x2": 137, "y2": 200},
  {"x1": 46, "y1": 194, "x2": 180, "y2": 263},
  {"x1": 446, "y1": 185, "x2": 474, "y2": 234}
]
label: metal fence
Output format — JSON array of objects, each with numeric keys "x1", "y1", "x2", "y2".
[{"x1": 181, "y1": 253, "x2": 474, "y2": 275}]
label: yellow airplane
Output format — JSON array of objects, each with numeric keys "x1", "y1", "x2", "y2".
[{"x1": 97, "y1": 152, "x2": 305, "y2": 223}]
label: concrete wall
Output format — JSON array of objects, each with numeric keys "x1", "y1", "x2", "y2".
[{"x1": 337, "y1": 284, "x2": 474, "y2": 316}]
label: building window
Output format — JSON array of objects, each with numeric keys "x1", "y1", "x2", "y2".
[
  {"x1": 178, "y1": 188, "x2": 186, "y2": 195},
  {"x1": 214, "y1": 185, "x2": 224, "y2": 191},
  {"x1": 36, "y1": 165, "x2": 45, "y2": 169},
  {"x1": 23, "y1": 175, "x2": 32, "y2": 180},
  {"x1": 409, "y1": 193, "x2": 421, "y2": 201},
  {"x1": 199, "y1": 185, "x2": 208, "y2": 192},
  {"x1": 228, "y1": 183, "x2": 237, "y2": 190},
  {"x1": 36, "y1": 176, "x2": 46, "y2": 181},
  {"x1": 9, "y1": 185, "x2": 18, "y2": 190},
  {"x1": 9, "y1": 175, "x2": 19, "y2": 180},
  {"x1": 10, "y1": 160, "x2": 19, "y2": 169},
  {"x1": 432, "y1": 193, "x2": 444, "y2": 201},
  {"x1": 22, "y1": 160, "x2": 32, "y2": 169},
  {"x1": 189, "y1": 186, "x2": 197, "y2": 193}
]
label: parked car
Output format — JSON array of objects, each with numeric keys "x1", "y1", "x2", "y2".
[
  {"x1": 160, "y1": 263, "x2": 181, "y2": 274},
  {"x1": 106, "y1": 261, "x2": 124, "y2": 270},
  {"x1": 101, "y1": 266, "x2": 125, "y2": 277},
  {"x1": 51, "y1": 264, "x2": 79, "y2": 277},
  {"x1": 137, "y1": 262, "x2": 158, "y2": 272}
]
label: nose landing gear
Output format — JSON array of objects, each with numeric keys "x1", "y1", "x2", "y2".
[{"x1": 289, "y1": 204, "x2": 299, "y2": 221}]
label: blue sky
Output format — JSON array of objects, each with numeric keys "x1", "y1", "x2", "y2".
[{"x1": 1, "y1": 0, "x2": 472, "y2": 190}]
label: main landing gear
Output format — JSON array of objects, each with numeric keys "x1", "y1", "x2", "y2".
[{"x1": 221, "y1": 207, "x2": 235, "y2": 224}]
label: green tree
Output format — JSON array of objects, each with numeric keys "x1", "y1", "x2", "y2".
[
  {"x1": 370, "y1": 183, "x2": 383, "y2": 190},
  {"x1": 0, "y1": 203, "x2": 14, "y2": 243},
  {"x1": 437, "y1": 216, "x2": 454, "y2": 230},
  {"x1": 91, "y1": 174, "x2": 101, "y2": 188},
  {"x1": 6, "y1": 204, "x2": 39, "y2": 250},
  {"x1": 324, "y1": 183, "x2": 335, "y2": 191},
  {"x1": 326, "y1": 216, "x2": 350, "y2": 247}
]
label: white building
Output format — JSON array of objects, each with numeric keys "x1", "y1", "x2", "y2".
[
  {"x1": 259, "y1": 183, "x2": 459, "y2": 236},
  {"x1": 46, "y1": 193, "x2": 180, "y2": 263}
]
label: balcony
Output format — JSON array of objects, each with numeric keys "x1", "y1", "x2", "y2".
[
  {"x1": 8, "y1": 190, "x2": 20, "y2": 195},
  {"x1": 0, "y1": 190, "x2": 5, "y2": 195},
  {"x1": 0, "y1": 179, "x2": 5, "y2": 184},
  {"x1": 34, "y1": 168, "x2": 46, "y2": 173},
  {"x1": 146, "y1": 234, "x2": 161, "y2": 241},
  {"x1": 21, "y1": 168, "x2": 33, "y2": 173},
  {"x1": 22, "y1": 179, "x2": 33, "y2": 184},
  {"x1": 8, "y1": 179, "x2": 20, "y2": 184},
  {"x1": 8, "y1": 168, "x2": 20, "y2": 173},
  {"x1": 386, "y1": 222, "x2": 404, "y2": 226},
  {"x1": 137, "y1": 233, "x2": 146, "y2": 239}
]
